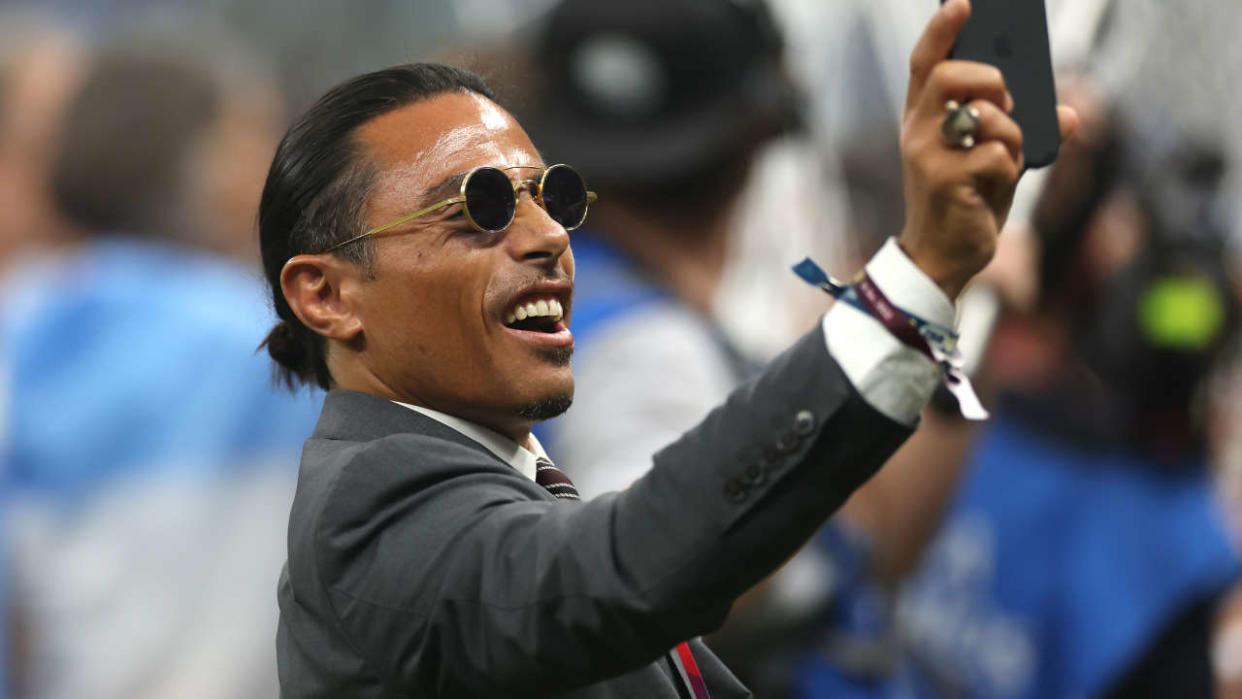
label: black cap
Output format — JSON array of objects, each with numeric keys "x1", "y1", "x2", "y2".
[{"x1": 531, "y1": 0, "x2": 798, "y2": 188}]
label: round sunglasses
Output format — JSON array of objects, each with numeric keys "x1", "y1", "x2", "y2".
[{"x1": 322, "y1": 164, "x2": 597, "y2": 253}]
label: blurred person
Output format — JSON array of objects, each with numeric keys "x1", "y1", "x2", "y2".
[
  {"x1": 0, "y1": 39, "x2": 321, "y2": 699},
  {"x1": 525, "y1": 0, "x2": 800, "y2": 496},
  {"x1": 262, "y1": 1, "x2": 1079, "y2": 695},
  {"x1": 796, "y1": 95, "x2": 1241, "y2": 698},
  {"x1": 53, "y1": 27, "x2": 284, "y2": 264}
]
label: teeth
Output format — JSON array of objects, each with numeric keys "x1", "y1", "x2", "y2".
[{"x1": 504, "y1": 296, "x2": 566, "y2": 326}]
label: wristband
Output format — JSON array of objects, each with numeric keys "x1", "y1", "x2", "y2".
[{"x1": 792, "y1": 257, "x2": 988, "y2": 421}]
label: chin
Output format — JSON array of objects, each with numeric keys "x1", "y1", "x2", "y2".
[
  {"x1": 516, "y1": 393, "x2": 573, "y2": 422},
  {"x1": 508, "y1": 349, "x2": 574, "y2": 422}
]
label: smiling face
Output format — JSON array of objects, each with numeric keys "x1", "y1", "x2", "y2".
[{"x1": 333, "y1": 92, "x2": 576, "y2": 439}]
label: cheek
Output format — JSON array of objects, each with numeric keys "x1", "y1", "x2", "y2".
[{"x1": 367, "y1": 259, "x2": 491, "y2": 365}]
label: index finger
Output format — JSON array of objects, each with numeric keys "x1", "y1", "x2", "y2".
[{"x1": 907, "y1": 0, "x2": 972, "y2": 112}]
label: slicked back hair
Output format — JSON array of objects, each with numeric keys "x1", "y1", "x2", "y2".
[{"x1": 258, "y1": 63, "x2": 494, "y2": 390}]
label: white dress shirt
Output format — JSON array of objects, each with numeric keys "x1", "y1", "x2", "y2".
[
  {"x1": 392, "y1": 401, "x2": 546, "y2": 482},
  {"x1": 822, "y1": 237, "x2": 954, "y2": 425}
]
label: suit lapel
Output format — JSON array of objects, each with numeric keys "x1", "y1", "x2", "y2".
[{"x1": 312, "y1": 390, "x2": 510, "y2": 469}]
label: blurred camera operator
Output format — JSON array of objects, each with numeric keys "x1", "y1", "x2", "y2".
[{"x1": 797, "y1": 90, "x2": 1240, "y2": 699}]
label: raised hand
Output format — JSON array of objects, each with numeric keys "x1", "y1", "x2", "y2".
[{"x1": 897, "y1": 0, "x2": 1078, "y2": 299}]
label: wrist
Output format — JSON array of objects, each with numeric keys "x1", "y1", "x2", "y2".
[{"x1": 896, "y1": 235, "x2": 989, "y2": 301}]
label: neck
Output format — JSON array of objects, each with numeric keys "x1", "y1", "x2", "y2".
[
  {"x1": 402, "y1": 398, "x2": 535, "y2": 447},
  {"x1": 329, "y1": 355, "x2": 536, "y2": 448},
  {"x1": 594, "y1": 202, "x2": 731, "y2": 316},
  {"x1": 468, "y1": 415, "x2": 533, "y2": 449}
]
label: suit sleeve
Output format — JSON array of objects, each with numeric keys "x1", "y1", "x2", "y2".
[
  {"x1": 823, "y1": 237, "x2": 956, "y2": 425},
  {"x1": 312, "y1": 326, "x2": 914, "y2": 696}
]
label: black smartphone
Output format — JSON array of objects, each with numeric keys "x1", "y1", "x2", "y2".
[{"x1": 943, "y1": 0, "x2": 1060, "y2": 168}]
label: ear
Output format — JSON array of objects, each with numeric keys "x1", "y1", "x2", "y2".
[{"x1": 280, "y1": 254, "x2": 365, "y2": 342}]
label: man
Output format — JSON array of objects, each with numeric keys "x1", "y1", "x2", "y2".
[{"x1": 265, "y1": 2, "x2": 1076, "y2": 695}]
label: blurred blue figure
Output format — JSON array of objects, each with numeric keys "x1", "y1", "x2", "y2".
[
  {"x1": 1, "y1": 243, "x2": 320, "y2": 698},
  {"x1": 0, "y1": 41, "x2": 319, "y2": 698},
  {"x1": 890, "y1": 418, "x2": 1236, "y2": 697},
  {"x1": 795, "y1": 114, "x2": 1241, "y2": 698}
]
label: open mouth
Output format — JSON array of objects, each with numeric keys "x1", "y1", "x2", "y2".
[{"x1": 503, "y1": 295, "x2": 566, "y2": 334}]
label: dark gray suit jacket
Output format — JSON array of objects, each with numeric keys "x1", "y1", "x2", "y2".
[{"x1": 276, "y1": 326, "x2": 912, "y2": 697}]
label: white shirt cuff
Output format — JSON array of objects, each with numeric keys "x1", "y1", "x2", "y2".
[{"x1": 821, "y1": 237, "x2": 955, "y2": 426}]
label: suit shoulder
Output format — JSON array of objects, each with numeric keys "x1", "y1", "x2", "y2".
[
  {"x1": 296, "y1": 432, "x2": 552, "y2": 606},
  {"x1": 301, "y1": 431, "x2": 545, "y2": 542},
  {"x1": 288, "y1": 431, "x2": 541, "y2": 579},
  {"x1": 297, "y1": 431, "x2": 515, "y2": 507}
]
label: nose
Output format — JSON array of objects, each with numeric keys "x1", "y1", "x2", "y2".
[{"x1": 504, "y1": 196, "x2": 570, "y2": 267}]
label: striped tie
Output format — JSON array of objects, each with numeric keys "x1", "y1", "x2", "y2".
[
  {"x1": 535, "y1": 457, "x2": 581, "y2": 500},
  {"x1": 534, "y1": 456, "x2": 709, "y2": 698}
]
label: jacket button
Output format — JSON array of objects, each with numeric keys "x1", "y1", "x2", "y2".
[
  {"x1": 744, "y1": 463, "x2": 766, "y2": 486},
  {"x1": 724, "y1": 477, "x2": 748, "y2": 502},
  {"x1": 793, "y1": 410, "x2": 816, "y2": 436},
  {"x1": 759, "y1": 448, "x2": 782, "y2": 472},
  {"x1": 776, "y1": 431, "x2": 801, "y2": 454}
]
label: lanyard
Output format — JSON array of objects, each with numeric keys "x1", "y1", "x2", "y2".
[
  {"x1": 793, "y1": 258, "x2": 988, "y2": 420},
  {"x1": 669, "y1": 641, "x2": 710, "y2": 699}
]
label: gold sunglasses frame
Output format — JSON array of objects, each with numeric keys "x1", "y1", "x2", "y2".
[{"x1": 322, "y1": 164, "x2": 597, "y2": 254}]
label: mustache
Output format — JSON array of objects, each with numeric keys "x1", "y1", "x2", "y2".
[
  {"x1": 506, "y1": 271, "x2": 574, "y2": 300},
  {"x1": 494, "y1": 269, "x2": 575, "y2": 318},
  {"x1": 516, "y1": 270, "x2": 572, "y2": 287}
]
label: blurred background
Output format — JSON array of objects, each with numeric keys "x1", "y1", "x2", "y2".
[{"x1": 2, "y1": 0, "x2": 1242, "y2": 697}]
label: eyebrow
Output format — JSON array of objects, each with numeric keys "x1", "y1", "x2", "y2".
[{"x1": 420, "y1": 170, "x2": 471, "y2": 203}]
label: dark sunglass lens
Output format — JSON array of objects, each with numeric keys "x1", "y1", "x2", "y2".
[
  {"x1": 541, "y1": 165, "x2": 589, "y2": 229},
  {"x1": 464, "y1": 167, "x2": 515, "y2": 232}
]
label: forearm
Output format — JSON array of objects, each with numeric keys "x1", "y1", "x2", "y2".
[{"x1": 841, "y1": 406, "x2": 977, "y2": 584}]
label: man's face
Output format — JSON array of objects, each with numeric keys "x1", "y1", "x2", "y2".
[{"x1": 344, "y1": 92, "x2": 575, "y2": 438}]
